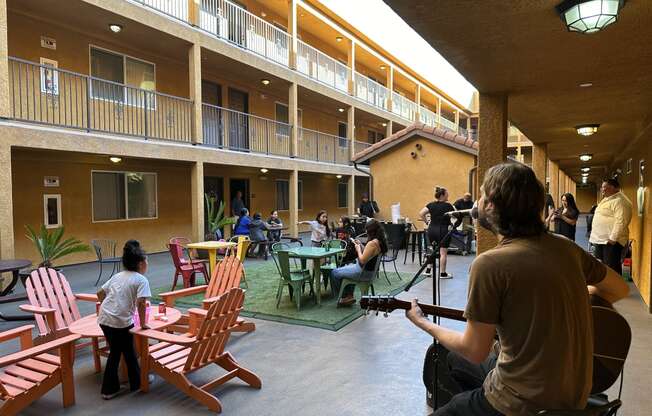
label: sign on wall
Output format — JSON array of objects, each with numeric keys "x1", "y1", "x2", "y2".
[
  {"x1": 44, "y1": 176, "x2": 60, "y2": 187},
  {"x1": 39, "y1": 58, "x2": 59, "y2": 95}
]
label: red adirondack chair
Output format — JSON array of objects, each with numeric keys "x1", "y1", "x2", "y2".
[
  {"x1": 159, "y1": 254, "x2": 254, "y2": 333},
  {"x1": 0, "y1": 324, "x2": 80, "y2": 415},
  {"x1": 137, "y1": 288, "x2": 261, "y2": 413},
  {"x1": 168, "y1": 242, "x2": 209, "y2": 290},
  {"x1": 168, "y1": 237, "x2": 208, "y2": 266},
  {"x1": 19, "y1": 267, "x2": 106, "y2": 373}
]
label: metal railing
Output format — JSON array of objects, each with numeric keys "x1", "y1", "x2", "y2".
[
  {"x1": 9, "y1": 57, "x2": 193, "y2": 142},
  {"x1": 297, "y1": 127, "x2": 350, "y2": 164},
  {"x1": 439, "y1": 116, "x2": 458, "y2": 133},
  {"x1": 202, "y1": 104, "x2": 291, "y2": 156},
  {"x1": 199, "y1": 0, "x2": 289, "y2": 67},
  {"x1": 419, "y1": 105, "x2": 438, "y2": 127},
  {"x1": 458, "y1": 126, "x2": 468, "y2": 137},
  {"x1": 134, "y1": 0, "x2": 188, "y2": 22},
  {"x1": 354, "y1": 140, "x2": 373, "y2": 155},
  {"x1": 296, "y1": 40, "x2": 349, "y2": 92},
  {"x1": 391, "y1": 92, "x2": 416, "y2": 121},
  {"x1": 354, "y1": 72, "x2": 388, "y2": 110}
]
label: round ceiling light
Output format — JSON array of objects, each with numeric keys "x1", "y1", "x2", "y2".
[
  {"x1": 581, "y1": 172, "x2": 589, "y2": 177},
  {"x1": 576, "y1": 124, "x2": 600, "y2": 136},
  {"x1": 381, "y1": 122, "x2": 387, "y2": 127},
  {"x1": 581, "y1": 167, "x2": 591, "y2": 172},
  {"x1": 109, "y1": 24, "x2": 123, "y2": 33},
  {"x1": 380, "y1": 65, "x2": 387, "y2": 70},
  {"x1": 260, "y1": 168, "x2": 268, "y2": 173},
  {"x1": 556, "y1": 0, "x2": 625, "y2": 34},
  {"x1": 109, "y1": 156, "x2": 122, "y2": 163},
  {"x1": 338, "y1": 108, "x2": 345, "y2": 113},
  {"x1": 336, "y1": 175, "x2": 342, "y2": 179},
  {"x1": 579, "y1": 153, "x2": 593, "y2": 162},
  {"x1": 335, "y1": 36, "x2": 343, "y2": 42},
  {"x1": 260, "y1": 79, "x2": 270, "y2": 85},
  {"x1": 579, "y1": 82, "x2": 593, "y2": 88}
]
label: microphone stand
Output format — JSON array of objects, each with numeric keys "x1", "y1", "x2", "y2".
[{"x1": 404, "y1": 215, "x2": 464, "y2": 413}]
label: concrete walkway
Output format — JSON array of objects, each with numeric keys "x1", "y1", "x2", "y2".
[{"x1": 0, "y1": 222, "x2": 649, "y2": 415}]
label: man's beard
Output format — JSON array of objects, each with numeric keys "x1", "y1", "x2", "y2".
[{"x1": 472, "y1": 205, "x2": 495, "y2": 234}]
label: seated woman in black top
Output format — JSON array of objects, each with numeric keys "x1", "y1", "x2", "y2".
[
  {"x1": 419, "y1": 186, "x2": 455, "y2": 279},
  {"x1": 546, "y1": 192, "x2": 579, "y2": 241},
  {"x1": 335, "y1": 216, "x2": 357, "y2": 264}
]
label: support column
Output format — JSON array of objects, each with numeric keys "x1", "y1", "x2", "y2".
[
  {"x1": 289, "y1": 82, "x2": 298, "y2": 157},
  {"x1": 466, "y1": 117, "x2": 471, "y2": 139},
  {"x1": 385, "y1": 120, "x2": 393, "y2": 138},
  {"x1": 347, "y1": 39, "x2": 355, "y2": 95},
  {"x1": 415, "y1": 85, "x2": 421, "y2": 121},
  {"x1": 386, "y1": 66, "x2": 394, "y2": 112},
  {"x1": 0, "y1": 144, "x2": 14, "y2": 259},
  {"x1": 190, "y1": 162, "x2": 205, "y2": 242},
  {"x1": 347, "y1": 175, "x2": 356, "y2": 217},
  {"x1": 289, "y1": 169, "x2": 299, "y2": 237},
  {"x1": 532, "y1": 142, "x2": 547, "y2": 185},
  {"x1": 0, "y1": 0, "x2": 9, "y2": 118},
  {"x1": 189, "y1": 43, "x2": 203, "y2": 145},
  {"x1": 454, "y1": 109, "x2": 460, "y2": 133},
  {"x1": 347, "y1": 106, "x2": 355, "y2": 160},
  {"x1": 549, "y1": 160, "x2": 560, "y2": 207},
  {"x1": 477, "y1": 93, "x2": 508, "y2": 254},
  {"x1": 436, "y1": 97, "x2": 442, "y2": 127},
  {"x1": 287, "y1": 0, "x2": 297, "y2": 69}
]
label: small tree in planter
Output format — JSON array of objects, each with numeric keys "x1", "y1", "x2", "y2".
[
  {"x1": 205, "y1": 194, "x2": 236, "y2": 240},
  {"x1": 25, "y1": 225, "x2": 90, "y2": 268}
]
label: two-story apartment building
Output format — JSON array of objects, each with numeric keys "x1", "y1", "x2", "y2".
[{"x1": 0, "y1": 0, "x2": 477, "y2": 264}]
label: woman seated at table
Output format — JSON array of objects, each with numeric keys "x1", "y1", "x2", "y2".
[
  {"x1": 249, "y1": 213, "x2": 272, "y2": 257},
  {"x1": 336, "y1": 216, "x2": 357, "y2": 264},
  {"x1": 233, "y1": 208, "x2": 251, "y2": 236},
  {"x1": 330, "y1": 219, "x2": 388, "y2": 306},
  {"x1": 267, "y1": 210, "x2": 283, "y2": 243}
]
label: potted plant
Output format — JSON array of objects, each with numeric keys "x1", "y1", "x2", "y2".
[
  {"x1": 25, "y1": 225, "x2": 90, "y2": 268},
  {"x1": 205, "y1": 193, "x2": 236, "y2": 241}
]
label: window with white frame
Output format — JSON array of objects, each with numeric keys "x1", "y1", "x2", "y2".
[
  {"x1": 276, "y1": 179, "x2": 303, "y2": 211},
  {"x1": 43, "y1": 194, "x2": 62, "y2": 228},
  {"x1": 337, "y1": 122, "x2": 348, "y2": 148},
  {"x1": 92, "y1": 171, "x2": 157, "y2": 221},
  {"x1": 337, "y1": 182, "x2": 348, "y2": 208}
]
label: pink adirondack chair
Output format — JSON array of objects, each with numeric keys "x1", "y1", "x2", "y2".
[
  {"x1": 19, "y1": 267, "x2": 106, "y2": 373},
  {"x1": 168, "y1": 242, "x2": 209, "y2": 290},
  {"x1": 0, "y1": 324, "x2": 80, "y2": 415},
  {"x1": 138, "y1": 288, "x2": 261, "y2": 413}
]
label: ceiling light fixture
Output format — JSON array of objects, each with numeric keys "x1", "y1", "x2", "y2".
[
  {"x1": 576, "y1": 123, "x2": 600, "y2": 136},
  {"x1": 260, "y1": 168, "x2": 268, "y2": 173},
  {"x1": 335, "y1": 36, "x2": 343, "y2": 42},
  {"x1": 109, "y1": 156, "x2": 122, "y2": 163},
  {"x1": 380, "y1": 64, "x2": 387, "y2": 70},
  {"x1": 581, "y1": 167, "x2": 591, "y2": 173},
  {"x1": 381, "y1": 122, "x2": 387, "y2": 127},
  {"x1": 582, "y1": 177, "x2": 588, "y2": 184},
  {"x1": 109, "y1": 24, "x2": 123, "y2": 33},
  {"x1": 579, "y1": 82, "x2": 593, "y2": 88},
  {"x1": 336, "y1": 175, "x2": 342, "y2": 179},
  {"x1": 579, "y1": 153, "x2": 593, "y2": 162},
  {"x1": 260, "y1": 79, "x2": 270, "y2": 85},
  {"x1": 338, "y1": 108, "x2": 345, "y2": 113},
  {"x1": 581, "y1": 172, "x2": 590, "y2": 177},
  {"x1": 261, "y1": 11, "x2": 267, "y2": 17},
  {"x1": 556, "y1": 0, "x2": 625, "y2": 34}
]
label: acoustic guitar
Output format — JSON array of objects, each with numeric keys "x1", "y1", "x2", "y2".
[{"x1": 360, "y1": 295, "x2": 631, "y2": 395}]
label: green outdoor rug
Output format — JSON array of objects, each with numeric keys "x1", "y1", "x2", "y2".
[{"x1": 152, "y1": 261, "x2": 421, "y2": 331}]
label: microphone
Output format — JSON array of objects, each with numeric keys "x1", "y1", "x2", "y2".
[{"x1": 444, "y1": 209, "x2": 473, "y2": 218}]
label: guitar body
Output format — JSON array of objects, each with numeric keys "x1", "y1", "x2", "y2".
[{"x1": 423, "y1": 342, "x2": 460, "y2": 409}]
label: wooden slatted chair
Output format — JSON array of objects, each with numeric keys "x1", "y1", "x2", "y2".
[
  {"x1": 227, "y1": 236, "x2": 252, "y2": 288},
  {"x1": 19, "y1": 267, "x2": 106, "y2": 373},
  {"x1": 0, "y1": 325, "x2": 79, "y2": 416},
  {"x1": 138, "y1": 288, "x2": 261, "y2": 413},
  {"x1": 158, "y1": 255, "x2": 255, "y2": 333}
]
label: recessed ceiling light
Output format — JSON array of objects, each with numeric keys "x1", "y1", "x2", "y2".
[
  {"x1": 260, "y1": 79, "x2": 270, "y2": 85},
  {"x1": 579, "y1": 153, "x2": 593, "y2": 162},
  {"x1": 579, "y1": 82, "x2": 593, "y2": 88},
  {"x1": 335, "y1": 36, "x2": 343, "y2": 42},
  {"x1": 109, "y1": 156, "x2": 122, "y2": 163},
  {"x1": 338, "y1": 108, "x2": 345, "y2": 112},
  {"x1": 300, "y1": 13, "x2": 305, "y2": 17},
  {"x1": 260, "y1": 168, "x2": 268, "y2": 173},
  {"x1": 582, "y1": 177, "x2": 588, "y2": 184},
  {"x1": 581, "y1": 167, "x2": 590, "y2": 173},
  {"x1": 576, "y1": 124, "x2": 600, "y2": 136},
  {"x1": 381, "y1": 122, "x2": 387, "y2": 127},
  {"x1": 380, "y1": 64, "x2": 387, "y2": 70},
  {"x1": 261, "y1": 11, "x2": 267, "y2": 17},
  {"x1": 336, "y1": 175, "x2": 342, "y2": 179},
  {"x1": 581, "y1": 173, "x2": 589, "y2": 177},
  {"x1": 109, "y1": 24, "x2": 123, "y2": 33}
]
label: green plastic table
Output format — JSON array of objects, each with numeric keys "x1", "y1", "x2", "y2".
[{"x1": 288, "y1": 246, "x2": 345, "y2": 306}]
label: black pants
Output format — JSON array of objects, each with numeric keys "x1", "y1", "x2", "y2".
[
  {"x1": 593, "y1": 243, "x2": 624, "y2": 275},
  {"x1": 433, "y1": 351, "x2": 503, "y2": 416},
  {"x1": 100, "y1": 324, "x2": 140, "y2": 395}
]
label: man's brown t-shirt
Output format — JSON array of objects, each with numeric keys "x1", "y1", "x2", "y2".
[{"x1": 464, "y1": 233, "x2": 607, "y2": 415}]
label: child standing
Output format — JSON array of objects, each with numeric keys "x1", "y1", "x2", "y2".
[
  {"x1": 97, "y1": 240, "x2": 152, "y2": 400},
  {"x1": 299, "y1": 210, "x2": 331, "y2": 247}
]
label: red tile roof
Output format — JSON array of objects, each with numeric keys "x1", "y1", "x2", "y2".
[{"x1": 353, "y1": 122, "x2": 478, "y2": 163}]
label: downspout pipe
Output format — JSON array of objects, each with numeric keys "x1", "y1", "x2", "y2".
[{"x1": 353, "y1": 162, "x2": 373, "y2": 201}]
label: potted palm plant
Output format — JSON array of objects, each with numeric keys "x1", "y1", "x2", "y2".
[
  {"x1": 25, "y1": 225, "x2": 90, "y2": 268},
  {"x1": 205, "y1": 194, "x2": 236, "y2": 240}
]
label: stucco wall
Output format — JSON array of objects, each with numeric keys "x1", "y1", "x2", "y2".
[{"x1": 576, "y1": 184, "x2": 597, "y2": 213}]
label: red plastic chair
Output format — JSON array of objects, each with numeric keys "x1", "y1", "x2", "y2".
[
  {"x1": 168, "y1": 243, "x2": 209, "y2": 290},
  {"x1": 168, "y1": 237, "x2": 206, "y2": 266}
]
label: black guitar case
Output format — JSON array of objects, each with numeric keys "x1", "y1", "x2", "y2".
[{"x1": 422, "y1": 342, "x2": 461, "y2": 409}]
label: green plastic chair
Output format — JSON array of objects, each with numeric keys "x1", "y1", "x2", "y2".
[
  {"x1": 273, "y1": 250, "x2": 314, "y2": 311},
  {"x1": 336, "y1": 254, "x2": 382, "y2": 306},
  {"x1": 320, "y1": 239, "x2": 347, "y2": 290},
  {"x1": 271, "y1": 242, "x2": 310, "y2": 275}
]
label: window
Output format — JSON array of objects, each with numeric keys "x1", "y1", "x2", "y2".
[
  {"x1": 90, "y1": 46, "x2": 156, "y2": 105},
  {"x1": 276, "y1": 179, "x2": 303, "y2": 211},
  {"x1": 43, "y1": 194, "x2": 62, "y2": 228},
  {"x1": 337, "y1": 182, "x2": 348, "y2": 208},
  {"x1": 275, "y1": 102, "x2": 302, "y2": 139},
  {"x1": 337, "y1": 122, "x2": 348, "y2": 148},
  {"x1": 92, "y1": 171, "x2": 157, "y2": 221}
]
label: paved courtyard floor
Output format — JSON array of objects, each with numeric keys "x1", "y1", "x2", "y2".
[{"x1": 0, "y1": 222, "x2": 649, "y2": 415}]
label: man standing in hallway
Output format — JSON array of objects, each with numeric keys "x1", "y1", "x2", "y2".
[
  {"x1": 590, "y1": 178, "x2": 632, "y2": 275},
  {"x1": 231, "y1": 190, "x2": 245, "y2": 217}
]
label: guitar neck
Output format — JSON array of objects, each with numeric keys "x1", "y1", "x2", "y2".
[{"x1": 416, "y1": 303, "x2": 466, "y2": 322}]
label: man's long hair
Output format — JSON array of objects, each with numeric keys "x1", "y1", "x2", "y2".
[{"x1": 482, "y1": 163, "x2": 546, "y2": 238}]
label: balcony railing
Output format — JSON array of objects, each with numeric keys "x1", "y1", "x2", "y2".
[
  {"x1": 458, "y1": 126, "x2": 468, "y2": 137},
  {"x1": 202, "y1": 104, "x2": 291, "y2": 157},
  {"x1": 391, "y1": 92, "x2": 417, "y2": 122},
  {"x1": 419, "y1": 105, "x2": 437, "y2": 127},
  {"x1": 354, "y1": 72, "x2": 389, "y2": 110},
  {"x1": 439, "y1": 116, "x2": 457, "y2": 133},
  {"x1": 297, "y1": 127, "x2": 350, "y2": 164},
  {"x1": 354, "y1": 140, "x2": 372, "y2": 155},
  {"x1": 296, "y1": 40, "x2": 349, "y2": 92},
  {"x1": 9, "y1": 57, "x2": 193, "y2": 142},
  {"x1": 135, "y1": 0, "x2": 188, "y2": 21}
]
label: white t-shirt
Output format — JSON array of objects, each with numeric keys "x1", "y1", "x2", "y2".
[
  {"x1": 97, "y1": 271, "x2": 151, "y2": 329},
  {"x1": 308, "y1": 220, "x2": 328, "y2": 242}
]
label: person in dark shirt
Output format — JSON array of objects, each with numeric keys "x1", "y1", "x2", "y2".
[
  {"x1": 335, "y1": 216, "x2": 357, "y2": 264},
  {"x1": 231, "y1": 191, "x2": 245, "y2": 217},
  {"x1": 267, "y1": 210, "x2": 283, "y2": 243},
  {"x1": 546, "y1": 192, "x2": 579, "y2": 241},
  {"x1": 453, "y1": 193, "x2": 474, "y2": 210},
  {"x1": 419, "y1": 186, "x2": 455, "y2": 279},
  {"x1": 358, "y1": 193, "x2": 378, "y2": 218}
]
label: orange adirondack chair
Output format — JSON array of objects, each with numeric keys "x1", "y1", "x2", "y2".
[
  {"x1": 137, "y1": 288, "x2": 261, "y2": 413},
  {"x1": 0, "y1": 325, "x2": 79, "y2": 416},
  {"x1": 158, "y1": 255, "x2": 255, "y2": 333},
  {"x1": 19, "y1": 267, "x2": 106, "y2": 373}
]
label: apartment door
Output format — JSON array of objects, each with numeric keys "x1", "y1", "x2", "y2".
[
  {"x1": 230, "y1": 178, "x2": 250, "y2": 215},
  {"x1": 228, "y1": 88, "x2": 249, "y2": 151},
  {"x1": 202, "y1": 80, "x2": 222, "y2": 147},
  {"x1": 204, "y1": 176, "x2": 224, "y2": 236},
  {"x1": 228, "y1": 0, "x2": 247, "y2": 47}
]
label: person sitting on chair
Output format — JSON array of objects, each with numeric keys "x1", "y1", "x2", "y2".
[
  {"x1": 330, "y1": 219, "x2": 388, "y2": 306},
  {"x1": 249, "y1": 213, "x2": 272, "y2": 257},
  {"x1": 336, "y1": 216, "x2": 357, "y2": 264},
  {"x1": 406, "y1": 163, "x2": 629, "y2": 416},
  {"x1": 233, "y1": 208, "x2": 251, "y2": 236},
  {"x1": 267, "y1": 210, "x2": 283, "y2": 243}
]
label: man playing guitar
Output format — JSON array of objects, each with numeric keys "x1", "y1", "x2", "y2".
[{"x1": 406, "y1": 163, "x2": 629, "y2": 415}]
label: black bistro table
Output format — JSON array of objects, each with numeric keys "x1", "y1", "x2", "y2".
[{"x1": 0, "y1": 259, "x2": 34, "y2": 321}]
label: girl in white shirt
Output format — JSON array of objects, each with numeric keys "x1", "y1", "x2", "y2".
[
  {"x1": 299, "y1": 210, "x2": 331, "y2": 247},
  {"x1": 96, "y1": 240, "x2": 152, "y2": 400}
]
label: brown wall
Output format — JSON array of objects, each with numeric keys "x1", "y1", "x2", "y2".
[
  {"x1": 576, "y1": 184, "x2": 597, "y2": 213},
  {"x1": 370, "y1": 136, "x2": 476, "y2": 227},
  {"x1": 12, "y1": 149, "x2": 193, "y2": 266}
]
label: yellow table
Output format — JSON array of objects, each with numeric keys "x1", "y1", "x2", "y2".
[{"x1": 186, "y1": 241, "x2": 237, "y2": 276}]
